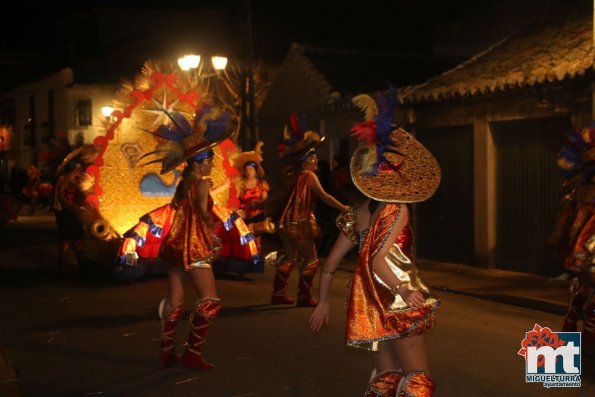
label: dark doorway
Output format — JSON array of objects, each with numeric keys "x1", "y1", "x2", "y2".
[{"x1": 415, "y1": 125, "x2": 474, "y2": 265}]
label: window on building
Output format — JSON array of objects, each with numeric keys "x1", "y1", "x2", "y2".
[{"x1": 77, "y1": 99, "x2": 92, "y2": 127}]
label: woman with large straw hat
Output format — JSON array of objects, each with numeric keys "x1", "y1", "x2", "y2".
[
  {"x1": 309, "y1": 90, "x2": 441, "y2": 396},
  {"x1": 271, "y1": 113, "x2": 348, "y2": 307}
]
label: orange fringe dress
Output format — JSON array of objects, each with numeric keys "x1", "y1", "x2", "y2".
[
  {"x1": 277, "y1": 170, "x2": 321, "y2": 241},
  {"x1": 160, "y1": 180, "x2": 221, "y2": 270},
  {"x1": 337, "y1": 204, "x2": 440, "y2": 351}
]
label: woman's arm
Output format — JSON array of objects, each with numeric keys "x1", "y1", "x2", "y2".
[
  {"x1": 196, "y1": 179, "x2": 215, "y2": 228},
  {"x1": 371, "y1": 205, "x2": 425, "y2": 308},
  {"x1": 258, "y1": 189, "x2": 268, "y2": 203},
  {"x1": 306, "y1": 172, "x2": 348, "y2": 212},
  {"x1": 309, "y1": 231, "x2": 354, "y2": 332}
]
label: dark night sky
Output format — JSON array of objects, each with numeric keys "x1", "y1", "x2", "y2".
[
  {"x1": 0, "y1": 0, "x2": 590, "y2": 88},
  {"x1": 1, "y1": 0, "x2": 469, "y2": 56}
]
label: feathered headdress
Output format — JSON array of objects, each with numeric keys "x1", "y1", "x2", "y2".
[
  {"x1": 350, "y1": 88, "x2": 397, "y2": 175},
  {"x1": 277, "y1": 112, "x2": 324, "y2": 163},
  {"x1": 557, "y1": 124, "x2": 595, "y2": 186},
  {"x1": 349, "y1": 88, "x2": 441, "y2": 203},
  {"x1": 140, "y1": 104, "x2": 231, "y2": 174}
]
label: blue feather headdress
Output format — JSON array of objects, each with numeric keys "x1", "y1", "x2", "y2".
[
  {"x1": 557, "y1": 123, "x2": 595, "y2": 186},
  {"x1": 140, "y1": 104, "x2": 231, "y2": 174}
]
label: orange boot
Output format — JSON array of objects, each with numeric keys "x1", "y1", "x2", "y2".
[
  {"x1": 159, "y1": 299, "x2": 183, "y2": 368},
  {"x1": 297, "y1": 260, "x2": 319, "y2": 307},
  {"x1": 179, "y1": 298, "x2": 221, "y2": 371},
  {"x1": 398, "y1": 370, "x2": 436, "y2": 397},
  {"x1": 271, "y1": 259, "x2": 297, "y2": 304},
  {"x1": 364, "y1": 370, "x2": 403, "y2": 397}
]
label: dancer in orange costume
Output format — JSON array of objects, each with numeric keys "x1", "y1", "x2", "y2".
[
  {"x1": 309, "y1": 91, "x2": 441, "y2": 396},
  {"x1": 555, "y1": 126, "x2": 595, "y2": 345},
  {"x1": 213, "y1": 141, "x2": 270, "y2": 274},
  {"x1": 139, "y1": 105, "x2": 231, "y2": 371},
  {"x1": 271, "y1": 115, "x2": 347, "y2": 307}
]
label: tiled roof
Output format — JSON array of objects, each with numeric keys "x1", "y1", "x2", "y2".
[{"x1": 402, "y1": 13, "x2": 594, "y2": 104}]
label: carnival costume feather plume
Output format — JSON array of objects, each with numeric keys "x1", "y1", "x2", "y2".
[
  {"x1": 557, "y1": 123, "x2": 595, "y2": 186},
  {"x1": 288, "y1": 112, "x2": 303, "y2": 139},
  {"x1": 351, "y1": 88, "x2": 397, "y2": 175},
  {"x1": 139, "y1": 104, "x2": 230, "y2": 173}
]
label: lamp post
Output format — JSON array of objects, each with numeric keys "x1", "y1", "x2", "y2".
[{"x1": 177, "y1": 54, "x2": 228, "y2": 80}]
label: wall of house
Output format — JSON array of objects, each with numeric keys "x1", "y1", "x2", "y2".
[
  {"x1": 12, "y1": 68, "x2": 73, "y2": 169},
  {"x1": 8, "y1": 68, "x2": 117, "y2": 181},
  {"x1": 65, "y1": 85, "x2": 117, "y2": 147},
  {"x1": 405, "y1": 82, "x2": 592, "y2": 275}
]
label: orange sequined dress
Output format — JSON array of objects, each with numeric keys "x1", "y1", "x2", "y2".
[
  {"x1": 160, "y1": 180, "x2": 221, "y2": 271},
  {"x1": 564, "y1": 202, "x2": 595, "y2": 271},
  {"x1": 278, "y1": 170, "x2": 321, "y2": 241},
  {"x1": 337, "y1": 205, "x2": 440, "y2": 351}
]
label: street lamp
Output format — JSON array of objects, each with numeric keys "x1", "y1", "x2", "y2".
[
  {"x1": 101, "y1": 106, "x2": 114, "y2": 118},
  {"x1": 177, "y1": 54, "x2": 228, "y2": 78}
]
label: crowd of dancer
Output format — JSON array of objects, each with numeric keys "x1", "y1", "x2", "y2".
[{"x1": 49, "y1": 88, "x2": 445, "y2": 396}]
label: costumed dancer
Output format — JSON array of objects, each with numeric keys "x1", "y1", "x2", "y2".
[
  {"x1": 22, "y1": 164, "x2": 41, "y2": 215},
  {"x1": 309, "y1": 90, "x2": 441, "y2": 396},
  {"x1": 271, "y1": 114, "x2": 348, "y2": 307},
  {"x1": 555, "y1": 125, "x2": 595, "y2": 345},
  {"x1": 131, "y1": 105, "x2": 231, "y2": 370},
  {"x1": 213, "y1": 141, "x2": 270, "y2": 274},
  {"x1": 53, "y1": 144, "x2": 99, "y2": 272}
]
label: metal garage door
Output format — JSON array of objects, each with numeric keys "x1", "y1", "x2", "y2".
[{"x1": 492, "y1": 116, "x2": 570, "y2": 275}]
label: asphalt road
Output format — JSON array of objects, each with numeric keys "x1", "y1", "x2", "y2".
[{"x1": 0, "y1": 215, "x2": 593, "y2": 396}]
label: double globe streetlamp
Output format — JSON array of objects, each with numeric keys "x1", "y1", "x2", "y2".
[{"x1": 177, "y1": 54, "x2": 228, "y2": 77}]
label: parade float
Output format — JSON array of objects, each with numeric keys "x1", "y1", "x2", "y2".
[{"x1": 75, "y1": 59, "x2": 268, "y2": 280}]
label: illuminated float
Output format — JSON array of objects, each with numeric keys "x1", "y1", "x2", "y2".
[{"x1": 79, "y1": 60, "x2": 264, "y2": 280}]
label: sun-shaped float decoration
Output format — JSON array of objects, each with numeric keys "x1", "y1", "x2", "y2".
[{"x1": 86, "y1": 60, "x2": 239, "y2": 235}]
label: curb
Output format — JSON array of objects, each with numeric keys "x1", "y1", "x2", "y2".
[
  {"x1": 0, "y1": 347, "x2": 24, "y2": 397},
  {"x1": 430, "y1": 286, "x2": 568, "y2": 315}
]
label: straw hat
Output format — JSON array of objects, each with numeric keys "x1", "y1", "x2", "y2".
[
  {"x1": 140, "y1": 104, "x2": 231, "y2": 174},
  {"x1": 349, "y1": 91, "x2": 441, "y2": 203},
  {"x1": 55, "y1": 144, "x2": 99, "y2": 177},
  {"x1": 231, "y1": 141, "x2": 266, "y2": 178}
]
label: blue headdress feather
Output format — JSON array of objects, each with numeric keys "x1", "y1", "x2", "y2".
[{"x1": 369, "y1": 87, "x2": 397, "y2": 175}]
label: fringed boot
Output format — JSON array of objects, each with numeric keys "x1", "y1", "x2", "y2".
[
  {"x1": 398, "y1": 370, "x2": 436, "y2": 397},
  {"x1": 297, "y1": 260, "x2": 319, "y2": 307},
  {"x1": 271, "y1": 259, "x2": 297, "y2": 304},
  {"x1": 179, "y1": 298, "x2": 221, "y2": 371},
  {"x1": 364, "y1": 369, "x2": 403, "y2": 397},
  {"x1": 158, "y1": 299, "x2": 183, "y2": 368}
]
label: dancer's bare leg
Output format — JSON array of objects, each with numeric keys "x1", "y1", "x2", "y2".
[
  {"x1": 187, "y1": 267, "x2": 218, "y2": 299},
  {"x1": 372, "y1": 340, "x2": 402, "y2": 373},
  {"x1": 390, "y1": 334, "x2": 429, "y2": 373},
  {"x1": 166, "y1": 267, "x2": 185, "y2": 310}
]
